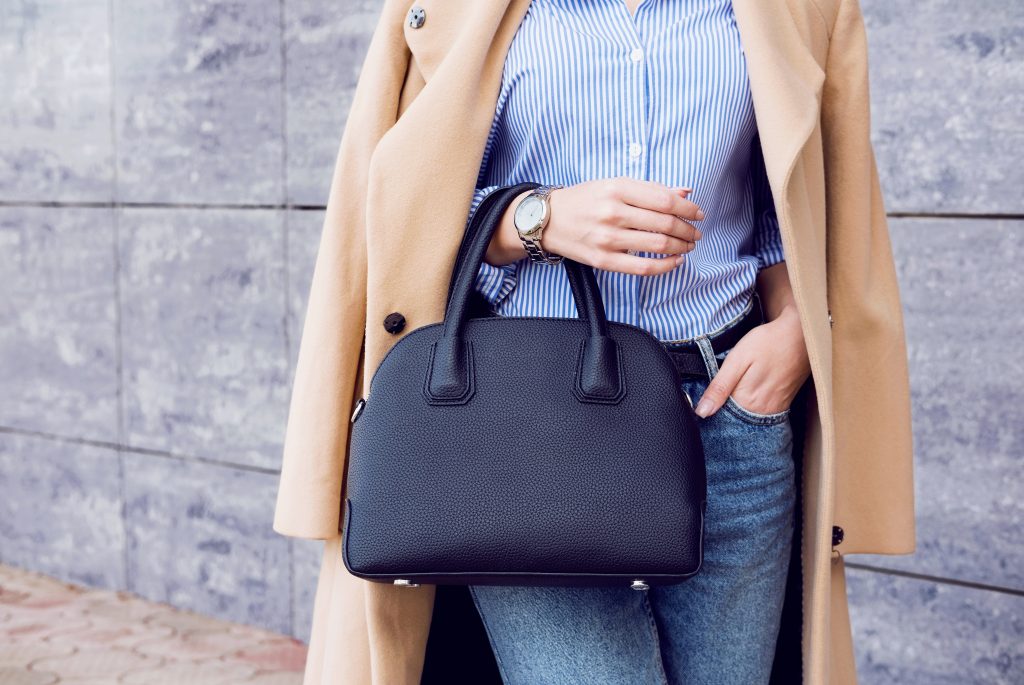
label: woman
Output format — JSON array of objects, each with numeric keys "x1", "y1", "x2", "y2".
[
  {"x1": 464, "y1": 1, "x2": 807, "y2": 681},
  {"x1": 273, "y1": 0, "x2": 915, "y2": 683}
]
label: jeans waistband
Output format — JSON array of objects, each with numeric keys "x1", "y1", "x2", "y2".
[
  {"x1": 660, "y1": 292, "x2": 765, "y2": 381},
  {"x1": 661, "y1": 291, "x2": 763, "y2": 352}
]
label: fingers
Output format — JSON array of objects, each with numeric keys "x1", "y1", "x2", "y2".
[
  {"x1": 611, "y1": 177, "x2": 705, "y2": 222},
  {"x1": 694, "y1": 350, "x2": 750, "y2": 418},
  {"x1": 608, "y1": 204, "x2": 703, "y2": 243},
  {"x1": 598, "y1": 225, "x2": 697, "y2": 256},
  {"x1": 557, "y1": 177, "x2": 708, "y2": 276},
  {"x1": 590, "y1": 249, "x2": 687, "y2": 277}
]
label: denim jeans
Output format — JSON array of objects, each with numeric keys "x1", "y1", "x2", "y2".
[{"x1": 468, "y1": 308, "x2": 797, "y2": 685}]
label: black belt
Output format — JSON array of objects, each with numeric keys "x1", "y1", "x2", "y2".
[{"x1": 660, "y1": 294, "x2": 765, "y2": 381}]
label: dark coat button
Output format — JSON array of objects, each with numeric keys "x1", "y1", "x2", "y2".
[
  {"x1": 832, "y1": 525, "x2": 845, "y2": 547},
  {"x1": 383, "y1": 312, "x2": 406, "y2": 334}
]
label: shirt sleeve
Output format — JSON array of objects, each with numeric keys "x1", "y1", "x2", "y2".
[
  {"x1": 750, "y1": 132, "x2": 786, "y2": 270},
  {"x1": 469, "y1": 183, "x2": 521, "y2": 308}
]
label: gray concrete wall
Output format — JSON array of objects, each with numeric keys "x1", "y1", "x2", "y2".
[{"x1": 0, "y1": 0, "x2": 1020, "y2": 679}]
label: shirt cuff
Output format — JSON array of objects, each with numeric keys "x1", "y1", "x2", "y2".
[
  {"x1": 753, "y1": 212, "x2": 786, "y2": 270},
  {"x1": 474, "y1": 261, "x2": 519, "y2": 308}
]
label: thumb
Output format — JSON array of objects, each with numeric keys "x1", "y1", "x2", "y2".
[{"x1": 694, "y1": 357, "x2": 743, "y2": 418}]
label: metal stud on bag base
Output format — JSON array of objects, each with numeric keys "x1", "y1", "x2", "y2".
[
  {"x1": 631, "y1": 580, "x2": 650, "y2": 591},
  {"x1": 394, "y1": 579, "x2": 420, "y2": 588}
]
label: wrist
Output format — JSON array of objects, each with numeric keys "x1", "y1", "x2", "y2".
[
  {"x1": 539, "y1": 187, "x2": 564, "y2": 257},
  {"x1": 514, "y1": 184, "x2": 564, "y2": 265},
  {"x1": 767, "y1": 303, "x2": 802, "y2": 335},
  {"x1": 484, "y1": 190, "x2": 532, "y2": 266}
]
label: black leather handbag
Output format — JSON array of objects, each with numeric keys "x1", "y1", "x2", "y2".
[{"x1": 342, "y1": 182, "x2": 707, "y2": 589}]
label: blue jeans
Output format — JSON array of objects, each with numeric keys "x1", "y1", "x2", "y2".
[{"x1": 468, "y1": 307, "x2": 797, "y2": 684}]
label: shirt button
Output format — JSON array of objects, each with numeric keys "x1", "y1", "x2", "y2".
[
  {"x1": 630, "y1": 47, "x2": 644, "y2": 62},
  {"x1": 628, "y1": 142, "x2": 643, "y2": 159}
]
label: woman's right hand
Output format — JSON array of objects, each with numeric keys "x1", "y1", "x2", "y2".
[{"x1": 486, "y1": 177, "x2": 705, "y2": 275}]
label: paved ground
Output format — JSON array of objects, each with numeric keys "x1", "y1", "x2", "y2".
[{"x1": 0, "y1": 565, "x2": 307, "y2": 684}]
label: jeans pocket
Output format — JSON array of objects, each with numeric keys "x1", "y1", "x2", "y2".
[
  {"x1": 707, "y1": 345, "x2": 790, "y2": 426},
  {"x1": 723, "y1": 394, "x2": 791, "y2": 426}
]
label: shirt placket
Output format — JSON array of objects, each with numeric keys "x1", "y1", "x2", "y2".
[
  {"x1": 622, "y1": 4, "x2": 652, "y2": 330},
  {"x1": 625, "y1": 48, "x2": 649, "y2": 184}
]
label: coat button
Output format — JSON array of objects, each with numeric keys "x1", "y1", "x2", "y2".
[
  {"x1": 832, "y1": 525, "x2": 844, "y2": 547},
  {"x1": 383, "y1": 312, "x2": 406, "y2": 334},
  {"x1": 407, "y1": 6, "x2": 426, "y2": 29}
]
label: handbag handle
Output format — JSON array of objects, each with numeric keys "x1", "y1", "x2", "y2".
[{"x1": 427, "y1": 182, "x2": 624, "y2": 404}]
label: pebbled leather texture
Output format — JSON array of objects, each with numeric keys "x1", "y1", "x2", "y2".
[{"x1": 343, "y1": 183, "x2": 707, "y2": 587}]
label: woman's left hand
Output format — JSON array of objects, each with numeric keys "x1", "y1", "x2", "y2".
[{"x1": 693, "y1": 305, "x2": 811, "y2": 418}]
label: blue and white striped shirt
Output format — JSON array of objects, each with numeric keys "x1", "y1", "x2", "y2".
[{"x1": 468, "y1": 0, "x2": 785, "y2": 342}]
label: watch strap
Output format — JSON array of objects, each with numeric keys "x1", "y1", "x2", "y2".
[{"x1": 518, "y1": 184, "x2": 564, "y2": 265}]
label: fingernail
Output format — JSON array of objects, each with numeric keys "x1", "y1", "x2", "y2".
[
  {"x1": 675, "y1": 255, "x2": 685, "y2": 266},
  {"x1": 695, "y1": 209, "x2": 705, "y2": 220},
  {"x1": 694, "y1": 399, "x2": 713, "y2": 417}
]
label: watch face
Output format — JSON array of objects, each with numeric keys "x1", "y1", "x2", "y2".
[{"x1": 514, "y1": 195, "x2": 545, "y2": 235}]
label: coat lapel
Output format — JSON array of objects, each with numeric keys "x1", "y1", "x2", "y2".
[
  {"x1": 363, "y1": 0, "x2": 531, "y2": 364},
  {"x1": 732, "y1": 0, "x2": 826, "y2": 197}
]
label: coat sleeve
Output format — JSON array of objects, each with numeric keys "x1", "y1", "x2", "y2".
[
  {"x1": 273, "y1": 0, "x2": 413, "y2": 539},
  {"x1": 823, "y1": 0, "x2": 916, "y2": 555}
]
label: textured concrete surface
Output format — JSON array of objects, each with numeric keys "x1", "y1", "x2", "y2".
[
  {"x1": 112, "y1": 0, "x2": 284, "y2": 204},
  {"x1": 847, "y1": 568, "x2": 1024, "y2": 683},
  {"x1": 0, "y1": 563, "x2": 305, "y2": 684},
  {"x1": 123, "y1": 454, "x2": 292, "y2": 635},
  {"x1": 861, "y1": 0, "x2": 1024, "y2": 214},
  {"x1": 0, "y1": 2, "x2": 1020, "y2": 682},
  {"x1": 0, "y1": 207, "x2": 118, "y2": 441},
  {"x1": 118, "y1": 208, "x2": 290, "y2": 469},
  {"x1": 290, "y1": 539, "x2": 323, "y2": 645},
  {"x1": 0, "y1": 0, "x2": 114, "y2": 202},
  {"x1": 284, "y1": 1, "x2": 380, "y2": 205},
  {"x1": 0, "y1": 434, "x2": 126, "y2": 591}
]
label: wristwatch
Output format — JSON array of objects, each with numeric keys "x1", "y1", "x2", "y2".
[{"x1": 513, "y1": 183, "x2": 565, "y2": 265}]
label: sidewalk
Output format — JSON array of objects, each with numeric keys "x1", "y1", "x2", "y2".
[{"x1": 0, "y1": 564, "x2": 307, "y2": 684}]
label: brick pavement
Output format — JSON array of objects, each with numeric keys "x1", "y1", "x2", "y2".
[{"x1": 0, "y1": 565, "x2": 306, "y2": 684}]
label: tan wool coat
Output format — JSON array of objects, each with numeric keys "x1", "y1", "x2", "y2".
[{"x1": 273, "y1": 0, "x2": 916, "y2": 682}]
